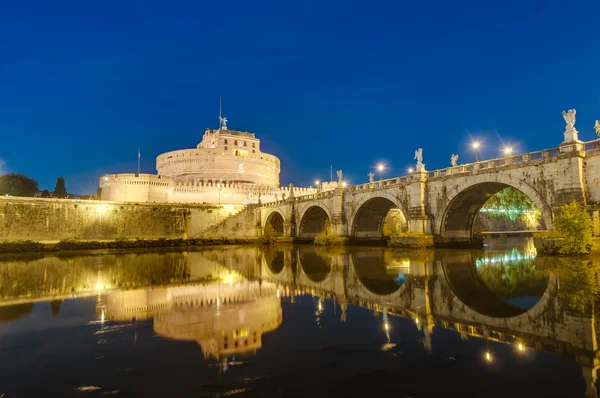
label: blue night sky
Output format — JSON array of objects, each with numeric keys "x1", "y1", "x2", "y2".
[{"x1": 2, "y1": 0, "x2": 600, "y2": 194}]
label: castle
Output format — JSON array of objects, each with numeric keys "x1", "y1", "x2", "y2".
[{"x1": 99, "y1": 116, "x2": 317, "y2": 204}]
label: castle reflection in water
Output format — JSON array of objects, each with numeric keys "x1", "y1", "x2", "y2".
[{"x1": 0, "y1": 239, "x2": 599, "y2": 396}]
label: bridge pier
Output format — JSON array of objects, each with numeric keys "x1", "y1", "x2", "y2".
[
  {"x1": 408, "y1": 170, "x2": 431, "y2": 234},
  {"x1": 555, "y1": 141, "x2": 587, "y2": 207}
]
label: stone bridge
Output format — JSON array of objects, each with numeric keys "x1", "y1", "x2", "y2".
[{"x1": 236, "y1": 135, "x2": 600, "y2": 245}]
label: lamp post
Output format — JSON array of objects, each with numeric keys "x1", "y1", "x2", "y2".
[
  {"x1": 503, "y1": 146, "x2": 513, "y2": 156},
  {"x1": 315, "y1": 180, "x2": 320, "y2": 192},
  {"x1": 216, "y1": 183, "x2": 222, "y2": 205},
  {"x1": 472, "y1": 141, "x2": 481, "y2": 162},
  {"x1": 377, "y1": 164, "x2": 384, "y2": 180}
]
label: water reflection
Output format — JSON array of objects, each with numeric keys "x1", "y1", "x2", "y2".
[{"x1": 0, "y1": 240, "x2": 599, "y2": 396}]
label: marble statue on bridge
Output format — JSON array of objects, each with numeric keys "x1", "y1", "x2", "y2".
[
  {"x1": 562, "y1": 109, "x2": 576, "y2": 130},
  {"x1": 337, "y1": 170, "x2": 343, "y2": 183},
  {"x1": 368, "y1": 172, "x2": 375, "y2": 183},
  {"x1": 451, "y1": 154, "x2": 459, "y2": 167},
  {"x1": 414, "y1": 148, "x2": 425, "y2": 171},
  {"x1": 561, "y1": 109, "x2": 581, "y2": 142},
  {"x1": 595, "y1": 120, "x2": 600, "y2": 136}
]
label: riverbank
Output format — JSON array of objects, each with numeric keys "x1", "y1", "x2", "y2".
[{"x1": 0, "y1": 238, "x2": 262, "y2": 254}]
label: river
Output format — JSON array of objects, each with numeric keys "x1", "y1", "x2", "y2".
[{"x1": 0, "y1": 238, "x2": 598, "y2": 397}]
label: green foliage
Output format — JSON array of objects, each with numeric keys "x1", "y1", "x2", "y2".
[
  {"x1": 53, "y1": 177, "x2": 67, "y2": 198},
  {"x1": 40, "y1": 189, "x2": 51, "y2": 198},
  {"x1": 314, "y1": 231, "x2": 348, "y2": 246},
  {"x1": 554, "y1": 201, "x2": 593, "y2": 255},
  {"x1": 481, "y1": 187, "x2": 540, "y2": 222},
  {"x1": 0, "y1": 173, "x2": 39, "y2": 197},
  {"x1": 259, "y1": 223, "x2": 278, "y2": 245},
  {"x1": 553, "y1": 258, "x2": 599, "y2": 313},
  {"x1": 476, "y1": 254, "x2": 548, "y2": 300}
]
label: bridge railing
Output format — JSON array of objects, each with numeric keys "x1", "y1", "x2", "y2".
[
  {"x1": 257, "y1": 139, "x2": 600, "y2": 208},
  {"x1": 584, "y1": 139, "x2": 600, "y2": 152},
  {"x1": 427, "y1": 146, "x2": 562, "y2": 179}
]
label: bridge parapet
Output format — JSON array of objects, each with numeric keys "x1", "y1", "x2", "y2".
[{"x1": 428, "y1": 146, "x2": 562, "y2": 180}]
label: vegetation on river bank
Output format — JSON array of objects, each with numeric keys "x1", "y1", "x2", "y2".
[{"x1": 0, "y1": 237, "x2": 260, "y2": 254}]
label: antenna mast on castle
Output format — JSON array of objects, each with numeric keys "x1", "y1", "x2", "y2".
[{"x1": 137, "y1": 148, "x2": 140, "y2": 177}]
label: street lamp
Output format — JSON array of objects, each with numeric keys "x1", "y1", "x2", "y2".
[
  {"x1": 377, "y1": 164, "x2": 385, "y2": 180},
  {"x1": 472, "y1": 141, "x2": 481, "y2": 162},
  {"x1": 315, "y1": 180, "x2": 320, "y2": 192},
  {"x1": 408, "y1": 167, "x2": 414, "y2": 174},
  {"x1": 216, "y1": 183, "x2": 222, "y2": 205},
  {"x1": 503, "y1": 146, "x2": 513, "y2": 156}
]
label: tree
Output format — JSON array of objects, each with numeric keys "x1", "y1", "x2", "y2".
[
  {"x1": 53, "y1": 177, "x2": 67, "y2": 198},
  {"x1": 0, "y1": 173, "x2": 39, "y2": 197},
  {"x1": 41, "y1": 189, "x2": 51, "y2": 198},
  {"x1": 554, "y1": 201, "x2": 593, "y2": 255},
  {"x1": 96, "y1": 187, "x2": 102, "y2": 200},
  {"x1": 481, "y1": 187, "x2": 540, "y2": 221}
]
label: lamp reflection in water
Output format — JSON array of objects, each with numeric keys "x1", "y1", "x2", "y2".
[{"x1": 485, "y1": 351, "x2": 493, "y2": 362}]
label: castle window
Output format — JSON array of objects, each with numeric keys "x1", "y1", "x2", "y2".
[
  {"x1": 252, "y1": 150, "x2": 255, "y2": 153},
  {"x1": 224, "y1": 139, "x2": 228, "y2": 144},
  {"x1": 234, "y1": 140, "x2": 238, "y2": 145},
  {"x1": 243, "y1": 141, "x2": 247, "y2": 147},
  {"x1": 225, "y1": 146, "x2": 228, "y2": 150},
  {"x1": 252, "y1": 143, "x2": 255, "y2": 148}
]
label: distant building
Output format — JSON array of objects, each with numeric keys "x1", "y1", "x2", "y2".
[{"x1": 99, "y1": 118, "x2": 316, "y2": 204}]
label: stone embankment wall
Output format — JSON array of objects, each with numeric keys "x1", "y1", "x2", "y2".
[
  {"x1": 0, "y1": 196, "x2": 243, "y2": 241},
  {"x1": 199, "y1": 206, "x2": 259, "y2": 239}
]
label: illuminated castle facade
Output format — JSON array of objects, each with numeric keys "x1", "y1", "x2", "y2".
[{"x1": 99, "y1": 116, "x2": 316, "y2": 204}]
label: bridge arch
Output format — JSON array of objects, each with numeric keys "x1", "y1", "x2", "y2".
[
  {"x1": 440, "y1": 251, "x2": 557, "y2": 328},
  {"x1": 297, "y1": 248, "x2": 332, "y2": 283},
  {"x1": 349, "y1": 249, "x2": 410, "y2": 302},
  {"x1": 264, "y1": 209, "x2": 285, "y2": 235},
  {"x1": 297, "y1": 205, "x2": 331, "y2": 238},
  {"x1": 437, "y1": 173, "x2": 554, "y2": 239},
  {"x1": 349, "y1": 191, "x2": 409, "y2": 238}
]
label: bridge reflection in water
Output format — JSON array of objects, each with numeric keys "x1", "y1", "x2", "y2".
[{"x1": 0, "y1": 241, "x2": 598, "y2": 396}]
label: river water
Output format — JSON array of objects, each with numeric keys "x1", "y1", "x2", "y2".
[{"x1": 0, "y1": 238, "x2": 598, "y2": 397}]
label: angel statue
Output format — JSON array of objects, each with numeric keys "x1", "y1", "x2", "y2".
[
  {"x1": 562, "y1": 109, "x2": 576, "y2": 131},
  {"x1": 595, "y1": 120, "x2": 600, "y2": 136},
  {"x1": 450, "y1": 154, "x2": 459, "y2": 167},
  {"x1": 337, "y1": 170, "x2": 343, "y2": 183},
  {"x1": 368, "y1": 172, "x2": 375, "y2": 183},
  {"x1": 414, "y1": 148, "x2": 423, "y2": 165}
]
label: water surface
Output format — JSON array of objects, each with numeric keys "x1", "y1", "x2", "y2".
[{"x1": 0, "y1": 238, "x2": 597, "y2": 397}]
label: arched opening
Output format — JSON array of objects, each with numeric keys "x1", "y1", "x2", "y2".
[
  {"x1": 264, "y1": 249, "x2": 285, "y2": 274},
  {"x1": 441, "y1": 248, "x2": 548, "y2": 318},
  {"x1": 441, "y1": 183, "x2": 549, "y2": 240},
  {"x1": 352, "y1": 197, "x2": 408, "y2": 238},
  {"x1": 352, "y1": 250, "x2": 403, "y2": 295},
  {"x1": 474, "y1": 187, "x2": 543, "y2": 234},
  {"x1": 298, "y1": 248, "x2": 331, "y2": 283},
  {"x1": 298, "y1": 206, "x2": 330, "y2": 238},
  {"x1": 265, "y1": 211, "x2": 284, "y2": 236}
]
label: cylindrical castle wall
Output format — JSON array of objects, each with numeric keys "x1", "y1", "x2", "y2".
[
  {"x1": 156, "y1": 148, "x2": 280, "y2": 187},
  {"x1": 100, "y1": 174, "x2": 171, "y2": 203}
]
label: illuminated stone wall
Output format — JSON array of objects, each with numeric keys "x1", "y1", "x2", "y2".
[{"x1": 0, "y1": 196, "x2": 243, "y2": 241}]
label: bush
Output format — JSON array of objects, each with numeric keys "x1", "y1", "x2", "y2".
[
  {"x1": 554, "y1": 201, "x2": 593, "y2": 255},
  {"x1": 259, "y1": 223, "x2": 278, "y2": 245}
]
